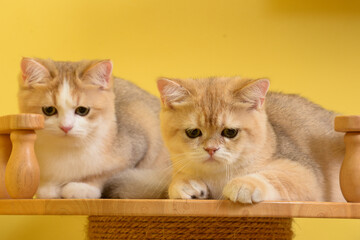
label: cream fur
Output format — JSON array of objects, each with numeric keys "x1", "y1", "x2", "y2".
[
  {"x1": 18, "y1": 58, "x2": 171, "y2": 199},
  {"x1": 158, "y1": 77, "x2": 345, "y2": 203}
]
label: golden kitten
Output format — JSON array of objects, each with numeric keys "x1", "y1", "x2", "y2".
[
  {"x1": 157, "y1": 77, "x2": 345, "y2": 203},
  {"x1": 18, "y1": 58, "x2": 170, "y2": 199}
]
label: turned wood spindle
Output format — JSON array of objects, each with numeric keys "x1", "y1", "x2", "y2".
[
  {"x1": 335, "y1": 116, "x2": 360, "y2": 202},
  {"x1": 5, "y1": 130, "x2": 40, "y2": 199},
  {"x1": 0, "y1": 114, "x2": 44, "y2": 199},
  {"x1": 0, "y1": 135, "x2": 11, "y2": 199}
]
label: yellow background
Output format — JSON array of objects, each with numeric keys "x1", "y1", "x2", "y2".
[{"x1": 1, "y1": 0, "x2": 360, "y2": 239}]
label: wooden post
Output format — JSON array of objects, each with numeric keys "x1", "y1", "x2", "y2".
[
  {"x1": 0, "y1": 114, "x2": 44, "y2": 199},
  {"x1": 335, "y1": 116, "x2": 360, "y2": 202},
  {"x1": 340, "y1": 132, "x2": 360, "y2": 202},
  {"x1": 5, "y1": 130, "x2": 40, "y2": 199},
  {"x1": 0, "y1": 135, "x2": 11, "y2": 199}
]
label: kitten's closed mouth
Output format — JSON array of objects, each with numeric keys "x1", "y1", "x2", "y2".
[{"x1": 203, "y1": 157, "x2": 219, "y2": 164}]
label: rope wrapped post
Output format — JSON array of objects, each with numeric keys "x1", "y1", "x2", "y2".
[
  {"x1": 88, "y1": 216, "x2": 293, "y2": 240},
  {"x1": 335, "y1": 116, "x2": 360, "y2": 202},
  {"x1": 0, "y1": 114, "x2": 44, "y2": 199}
]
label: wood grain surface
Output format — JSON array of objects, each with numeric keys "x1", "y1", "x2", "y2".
[
  {"x1": 0, "y1": 199, "x2": 359, "y2": 218},
  {"x1": 5, "y1": 130, "x2": 40, "y2": 199},
  {"x1": 335, "y1": 115, "x2": 360, "y2": 132},
  {"x1": 0, "y1": 114, "x2": 44, "y2": 134},
  {"x1": 0, "y1": 135, "x2": 11, "y2": 199}
]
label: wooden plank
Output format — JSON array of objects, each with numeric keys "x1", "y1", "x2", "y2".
[
  {"x1": 0, "y1": 199, "x2": 360, "y2": 218},
  {"x1": 0, "y1": 114, "x2": 44, "y2": 134},
  {"x1": 335, "y1": 115, "x2": 360, "y2": 132}
]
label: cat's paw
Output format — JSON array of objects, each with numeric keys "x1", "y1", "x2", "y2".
[
  {"x1": 36, "y1": 184, "x2": 61, "y2": 199},
  {"x1": 223, "y1": 174, "x2": 280, "y2": 204},
  {"x1": 61, "y1": 182, "x2": 101, "y2": 199},
  {"x1": 168, "y1": 179, "x2": 209, "y2": 199}
]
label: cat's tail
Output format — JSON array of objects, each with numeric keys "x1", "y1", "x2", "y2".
[{"x1": 102, "y1": 167, "x2": 172, "y2": 199}]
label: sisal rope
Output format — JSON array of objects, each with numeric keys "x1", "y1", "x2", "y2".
[{"x1": 88, "y1": 216, "x2": 293, "y2": 239}]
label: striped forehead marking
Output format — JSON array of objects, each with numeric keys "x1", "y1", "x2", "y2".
[{"x1": 57, "y1": 79, "x2": 75, "y2": 108}]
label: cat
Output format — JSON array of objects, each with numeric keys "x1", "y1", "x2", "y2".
[
  {"x1": 18, "y1": 57, "x2": 171, "y2": 199},
  {"x1": 157, "y1": 76, "x2": 346, "y2": 203}
]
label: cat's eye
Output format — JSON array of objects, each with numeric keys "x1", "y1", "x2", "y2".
[
  {"x1": 185, "y1": 128, "x2": 202, "y2": 138},
  {"x1": 221, "y1": 128, "x2": 239, "y2": 138},
  {"x1": 42, "y1": 106, "x2": 57, "y2": 116},
  {"x1": 75, "y1": 106, "x2": 90, "y2": 116}
]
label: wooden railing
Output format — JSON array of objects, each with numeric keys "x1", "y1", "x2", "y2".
[
  {"x1": 1, "y1": 114, "x2": 360, "y2": 240},
  {"x1": 0, "y1": 113, "x2": 359, "y2": 203}
]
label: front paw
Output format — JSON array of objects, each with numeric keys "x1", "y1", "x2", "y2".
[
  {"x1": 61, "y1": 182, "x2": 101, "y2": 199},
  {"x1": 169, "y1": 179, "x2": 209, "y2": 199},
  {"x1": 223, "y1": 174, "x2": 279, "y2": 203},
  {"x1": 37, "y1": 184, "x2": 61, "y2": 199}
]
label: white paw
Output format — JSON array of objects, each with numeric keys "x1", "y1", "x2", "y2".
[
  {"x1": 36, "y1": 184, "x2": 61, "y2": 199},
  {"x1": 61, "y1": 182, "x2": 101, "y2": 199},
  {"x1": 223, "y1": 174, "x2": 280, "y2": 203},
  {"x1": 223, "y1": 180, "x2": 263, "y2": 203},
  {"x1": 169, "y1": 179, "x2": 209, "y2": 199}
]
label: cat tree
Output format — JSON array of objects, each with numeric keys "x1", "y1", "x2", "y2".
[{"x1": 1, "y1": 114, "x2": 360, "y2": 240}]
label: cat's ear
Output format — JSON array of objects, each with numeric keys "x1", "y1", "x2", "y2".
[
  {"x1": 82, "y1": 60, "x2": 113, "y2": 89},
  {"x1": 234, "y1": 78, "x2": 270, "y2": 110},
  {"x1": 20, "y1": 57, "x2": 51, "y2": 86},
  {"x1": 157, "y1": 78, "x2": 191, "y2": 108}
]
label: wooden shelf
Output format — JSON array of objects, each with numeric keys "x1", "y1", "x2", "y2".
[{"x1": 1, "y1": 199, "x2": 360, "y2": 218}]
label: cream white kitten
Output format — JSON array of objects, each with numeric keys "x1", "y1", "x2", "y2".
[{"x1": 18, "y1": 58, "x2": 170, "y2": 199}]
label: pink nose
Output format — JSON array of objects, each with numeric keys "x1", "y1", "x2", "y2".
[
  {"x1": 60, "y1": 125, "x2": 73, "y2": 133},
  {"x1": 204, "y1": 147, "x2": 219, "y2": 156}
]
